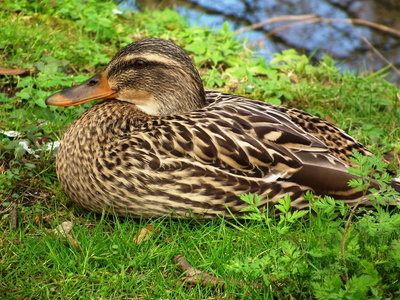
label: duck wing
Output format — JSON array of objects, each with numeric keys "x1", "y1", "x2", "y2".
[{"x1": 124, "y1": 92, "x2": 365, "y2": 206}]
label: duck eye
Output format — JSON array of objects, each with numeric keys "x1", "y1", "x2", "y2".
[{"x1": 133, "y1": 59, "x2": 147, "y2": 69}]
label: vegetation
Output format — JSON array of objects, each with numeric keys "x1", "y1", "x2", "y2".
[{"x1": 1, "y1": 0, "x2": 399, "y2": 298}]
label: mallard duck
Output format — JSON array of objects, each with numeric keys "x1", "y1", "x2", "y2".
[{"x1": 46, "y1": 38, "x2": 399, "y2": 218}]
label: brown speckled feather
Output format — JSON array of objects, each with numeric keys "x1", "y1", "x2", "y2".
[
  {"x1": 47, "y1": 38, "x2": 398, "y2": 218},
  {"x1": 57, "y1": 92, "x2": 370, "y2": 217}
]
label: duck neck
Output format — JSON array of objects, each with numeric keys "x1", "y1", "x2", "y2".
[
  {"x1": 74, "y1": 101, "x2": 154, "y2": 146},
  {"x1": 149, "y1": 80, "x2": 206, "y2": 116}
]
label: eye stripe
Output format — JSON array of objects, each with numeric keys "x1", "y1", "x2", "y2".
[
  {"x1": 119, "y1": 53, "x2": 180, "y2": 67},
  {"x1": 108, "y1": 58, "x2": 176, "y2": 78}
]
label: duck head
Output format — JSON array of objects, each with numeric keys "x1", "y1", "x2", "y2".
[{"x1": 46, "y1": 38, "x2": 206, "y2": 116}]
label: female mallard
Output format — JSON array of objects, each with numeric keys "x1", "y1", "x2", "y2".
[{"x1": 46, "y1": 38, "x2": 398, "y2": 218}]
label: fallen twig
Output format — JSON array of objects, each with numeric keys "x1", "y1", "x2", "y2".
[
  {"x1": 172, "y1": 254, "x2": 262, "y2": 290},
  {"x1": 236, "y1": 15, "x2": 400, "y2": 38},
  {"x1": 173, "y1": 254, "x2": 225, "y2": 288},
  {"x1": 264, "y1": 17, "x2": 320, "y2": 37},
  {"x1": 0, "y1": 67, "x2": 34, "y2": 76},
  {"x1": 238, "y1": 14, "x2": 400, "y2": 80},
  {"x1": 11, "y1": 208, "x2": 18, "y2": 230},
  {"x1": 235, "y1": 14, "x2": 317, "y2": 34},
  {"x1": 354, "y1": 27, "x2": 400, "y2": 77},
  {"x1": 341, "y1": 196, "x2": 368, "y2": 283}
]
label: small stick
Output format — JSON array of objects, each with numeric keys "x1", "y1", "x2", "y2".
[
  {"x1": 0, "y1": 67, "x2": 34, "y2": 76},
  {"x1": 172, "y1": 254, "x2": 225, "y2": 288},
  {"x1": 11, "y1": 208, "x2": 18, "y2": 230},
  {"x1": 172, "y1": 254, "x2": 262, "y2": 290},
  {"x1": 236, "y1": 15, "x2": 400, "y2": 38},
  {"x1": 354, "y1": 28, "x2": 400, "y2": 77},
  {"x1": 235, "y1": 14, "x2": 317, "y2": 34}
]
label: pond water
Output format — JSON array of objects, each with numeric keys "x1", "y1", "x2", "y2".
[{"x1": 119, "y1": 0, "x2": 400, "y2": 85}]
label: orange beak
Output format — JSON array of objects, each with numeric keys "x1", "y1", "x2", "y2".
[{"x1": 46, "y1": 71, "x2": 118, "y2": 106}]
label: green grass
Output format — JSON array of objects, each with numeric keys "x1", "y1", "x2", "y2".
[
  {"x1": 3, "y1": 198, "x2": 400, "y2": 299},
  {"x1": 1, "y1": 0, "x2": 400, "y2": 298}
]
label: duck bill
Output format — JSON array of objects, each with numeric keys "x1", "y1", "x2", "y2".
[{"x1": 45, "y1": 71, "x2": 118, "y2": 106}]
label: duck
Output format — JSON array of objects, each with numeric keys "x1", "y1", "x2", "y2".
[{"x1": 46, "y1": 38, "x2": 399, "y2": 218}]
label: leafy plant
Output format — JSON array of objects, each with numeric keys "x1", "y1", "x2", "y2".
[
  {"x1": 230, "y1": 153, "x2": 400, "y2": 298},
  {"x1": 0, "y1": 168, "x2": 20, "y2": 195}
]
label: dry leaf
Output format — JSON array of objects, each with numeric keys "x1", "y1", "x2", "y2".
[
  {"x1": 53, "y1": 221, "x2": 73, "y2": 235},
  {"x1": 66, "y1": 234, "x2": 80, "y2": 249},
  {"x1": 325, "y1": 115, "x2": 333, "y2": 123},
  {"x1": 51, "y1": 221, "x2": 80, "y2": 249},
  {"x1": 135, "y1": 225, "x2": 154, "y2": 244}
]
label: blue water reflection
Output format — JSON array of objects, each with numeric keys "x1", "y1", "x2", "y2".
[{"x1": 119, "y1": 0, "x2": 400, "y2": 85}]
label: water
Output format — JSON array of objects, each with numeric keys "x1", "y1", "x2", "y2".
[{"x1": 119, "y1": 0, "x2": 400, "y2": 85}]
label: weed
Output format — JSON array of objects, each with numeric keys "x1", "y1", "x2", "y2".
[
  {"x1": 0, "y1": 168, "x2": 20, "y2": 195},
  {"x1": 232, "y1": 154, "x2": 400, "y2": 298}
]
